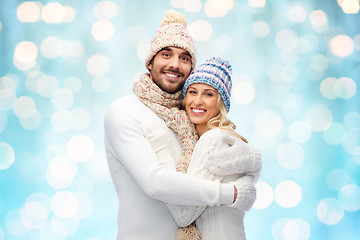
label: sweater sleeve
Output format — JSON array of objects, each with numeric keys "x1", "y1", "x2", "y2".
[
  {"x1": 104, "y1": 103, "x2": 234, "y2": 206},
  {"x1": 164, "y1": 130, "x2": 224, "y2": 226}
]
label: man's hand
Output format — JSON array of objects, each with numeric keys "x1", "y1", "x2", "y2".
[{"x1": 233, "y1": 185, "x2": 238, "y2": 203}]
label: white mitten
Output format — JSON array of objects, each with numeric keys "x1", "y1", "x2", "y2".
[
  {"x1": 140, "y1": 120, "x2": 176, "y2": 169},
  {"x1": 205, "y1": 134, "x2": 261, "y2": 176},
  {"x1": 228, "y1": 175, "x2": 256, "y2": 212}
]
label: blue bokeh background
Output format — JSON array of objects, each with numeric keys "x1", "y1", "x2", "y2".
[{"x1": 0, "y1": 0, "x2": 359, "y2": 239}]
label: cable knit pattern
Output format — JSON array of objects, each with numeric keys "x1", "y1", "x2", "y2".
[{"x1": 133, "y1": 73, "x2": 198, "y2": 174}]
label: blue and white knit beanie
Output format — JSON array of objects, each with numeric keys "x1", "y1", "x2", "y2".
[{"x1": 182, "y1": 57, "x2": 232, "y2": 112}]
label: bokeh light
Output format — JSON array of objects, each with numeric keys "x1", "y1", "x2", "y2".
[
  {"x1": 277, "y1": 142, "x2": 304, "y2": 169},
  {"x1": 309, "y1": 10, "x2": 328, "y2": 32},
  {"x1": 305, "y1": 104, "x2": 332, "y2": 131},
  {"x1": 91, "y1": 20, "x2": 114, "y2": 41},
  {"x1": 253, "y1": 181, "x2": 274, "y2": 209},
  {"x1": 204, "y1": 0, "x2": 234, "y2": 17},
  {"x1": 330, "y1": 35, "x2": 355, "y2": 57},
  {"x1": 289, "y1": 5, "x2": 307, "y2": 23},
  {"x1": 0, "y1": 142, "x2": 15, "y2": 170},
  {"x1": 189, "y1": 20, "x2": 213, "y2": 41},
  {"x1": 252, "y1": 21, "x2": 270, "y2": 38},
  {"x1": 255, "y1": 110, "x2": 283, "y2": 138},
  {"x1": 17, "y1": 2, "x2": 42, "y2": 23},
  {"x1": 1, "y1": 1, "x2": 359, "y2": 239},
  {"x1": 276, "y1": 29, "x2": 298, "y2": 51},
  {"x1": 288, "y1": 121, "x2": 312, "y2": 143},
  {"x1": 317, "y1": 198, "x2": 344, "y2": 225},
  {"x1": 94, "y1": 1, "x2": 119, "y2": 19},
  {"x1": 275, "y1": 180, "x2": 302, "y2": 208},
  {"x1": 42, "y1": 2, "x2": 67, "y2": 24},
  {"x1": 13, "y1": 41, "x2": 38, "y2": 71},
  {"x1": 86, "y1": 55, "x2": 110, "y2": 76}
]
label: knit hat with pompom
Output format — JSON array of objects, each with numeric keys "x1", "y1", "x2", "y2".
[
  {"x1": 145, "y1": 10, "x2": 196, "y2": 70},
  {"x1": 182, "y1": 57, "x2": 232, "y2": 112}
]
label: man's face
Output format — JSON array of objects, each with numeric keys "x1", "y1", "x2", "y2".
[{"x1": 148, "y1": 47, "x2": 192, "y2": 94}]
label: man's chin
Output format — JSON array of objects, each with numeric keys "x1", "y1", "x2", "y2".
[{"x1": 160, "y1": 85, "x2": 182, "y2": 94}]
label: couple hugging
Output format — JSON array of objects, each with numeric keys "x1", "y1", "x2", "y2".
[{"x1": 104, "y1": 9, "x2": 261, "y2": 240}]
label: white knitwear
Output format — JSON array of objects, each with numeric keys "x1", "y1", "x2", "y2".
[
  {"x1": 229, "y1": 175, "x2": 257, "y2": 212},
  {"x1": 142, "y1": 125, "x2": 261, "y2": 239},
  {"x1": 104, "y1": 95, "x2": 236, "y2": 239},
  {"x1": 205, "y1": 134, "x2": 262, "y2": 177}
]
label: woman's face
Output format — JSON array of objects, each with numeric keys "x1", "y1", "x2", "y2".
[{"x1": 184, "y1": 83, "x2": 220, "y2": 135}]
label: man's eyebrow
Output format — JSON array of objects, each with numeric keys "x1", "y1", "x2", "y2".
[{"x1": 161, "y1": 47, "x2": 172, "y2": 52}]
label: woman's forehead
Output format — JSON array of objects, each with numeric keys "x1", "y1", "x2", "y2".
[{"x1": 188, "y1": 83, "x2": 217, "y2": 91}]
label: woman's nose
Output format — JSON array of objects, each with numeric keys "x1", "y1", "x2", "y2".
[{"x1": 193, "y1": 95, "x2": 203, "y2": 105}]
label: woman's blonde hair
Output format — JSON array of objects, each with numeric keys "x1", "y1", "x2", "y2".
[
  {"x1": 182, "y1": 95, "x2": 248, "y2": 143},
  {"x1": 207, "y1": 97, "x2": 248, "y2": 143}
]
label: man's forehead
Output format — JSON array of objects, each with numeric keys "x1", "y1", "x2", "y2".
[{"x1": 160, "y1": 46, "x2": 190, "y2": 56}]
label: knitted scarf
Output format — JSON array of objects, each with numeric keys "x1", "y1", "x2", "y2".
[{"x1": 133, "y1": 73, "x2": 198, "y2": 173}]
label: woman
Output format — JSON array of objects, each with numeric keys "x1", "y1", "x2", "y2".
[{"x1": 135, "y1": 57, "x2": 261, "y2": 239}]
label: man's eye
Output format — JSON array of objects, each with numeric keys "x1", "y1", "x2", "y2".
[
  {"x1": 163, "y1": 53, "x2": 170, "y2": 57},
  {"x1": 181, "y1": 56, "x2": 190, "y2": 61}
]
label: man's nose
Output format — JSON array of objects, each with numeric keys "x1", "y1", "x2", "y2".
[{"x1": 169, "y1": 56, "x2": 180, "y2": 69}]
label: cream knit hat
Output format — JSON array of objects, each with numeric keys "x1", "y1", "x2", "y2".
[{"x1": 145, "y1": 10, "x2": 196, "y2": 70}]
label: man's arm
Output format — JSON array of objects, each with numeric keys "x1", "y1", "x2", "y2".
[{"x1": 104, "y1": 104, "x2": 235, "y2": 206}]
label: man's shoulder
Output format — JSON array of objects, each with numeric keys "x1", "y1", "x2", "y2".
[
  {"x1": 108, "y1": 94, "x2": 138, "y2": 107},
  {"x1": 106, "y1": 95, "x2": 143, "y2": 113},
  {"x1": 105, "y1": 94, "x2": 158, "y2": 122}
]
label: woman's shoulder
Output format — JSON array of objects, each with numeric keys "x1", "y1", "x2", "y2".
[{"x1": 200, "y1": 128, "x2": 228, "y2": 142}]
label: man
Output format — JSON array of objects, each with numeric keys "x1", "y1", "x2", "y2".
[{"x1": 104, "y1": 10, "x2": 257, "y2": 239}]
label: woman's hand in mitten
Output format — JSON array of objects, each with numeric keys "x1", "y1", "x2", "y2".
[
  {"x1": 229, "y1": 175, "x2": 257, "y2": 212},
  {"x1": 205, "y1": 134, "x2": 261, "y2": 176}
]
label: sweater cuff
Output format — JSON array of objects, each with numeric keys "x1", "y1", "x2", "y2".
[
  {"x1": 248, "y1": 144, "x2": 262, "y2": 173},
  {"x1": 219, "y1": 183, "x2": 235, "y2": 205}
]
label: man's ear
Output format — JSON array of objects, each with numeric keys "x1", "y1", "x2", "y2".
[{"x1": 147, "y1": 63, "x2": 152, "y2": 71}]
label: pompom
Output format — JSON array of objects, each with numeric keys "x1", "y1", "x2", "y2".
[
  {"x1": 207, "y1": 56, "x2": 232, "y2": 74},
  {"x1": 160, "y1": 10, "x2": 187, "y2": 28}
]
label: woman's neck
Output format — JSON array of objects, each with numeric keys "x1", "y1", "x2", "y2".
[{"x1": 195, "y1": 124, "x2": 211, "y2": 137}]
